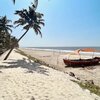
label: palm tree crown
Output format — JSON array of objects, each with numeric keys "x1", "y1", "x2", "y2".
[
  {"x1": 14, "y1": 2, "x2": 44, "y2": 37},
  {"x1": 0, "y1": 16, "x2": 13, "y2": 34}
]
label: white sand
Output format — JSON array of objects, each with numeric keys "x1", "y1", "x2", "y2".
[{"x1": 0, "y1": 49, "x2": 100, "y2": 100}]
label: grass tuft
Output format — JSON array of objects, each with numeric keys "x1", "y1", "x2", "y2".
[
  {"x1": 72, "y1": 80, "x2": 100, "y2": 96},
  {"x1": 15, "y1": 49, "x2": 50, "y2": 66}
]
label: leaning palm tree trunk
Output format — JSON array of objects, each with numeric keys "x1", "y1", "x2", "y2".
[{"x1": 4, "y1": 29, "x2": 29, "y2": 60}]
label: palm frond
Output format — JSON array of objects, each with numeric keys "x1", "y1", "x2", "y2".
[
  {"x1": 6, "y1": 27, "x2": 12, "y2": 33},
  {"x1": 38, "y1": 19, "x2": 44, "y2": 22},
  {"x1": 35, "y1": 24, "x2": 41, "y2": 29},
  {"x1": 14, "y1": 19, "x2": 26, "y2": 28},
  {"x1": 31, "y1": 0, "x2": 38, "y2": 11},
  {"x1": 12, "y1": 0, "x2": 15, "y2": 4},
  {"x1": 14, "y1": 24, "x2": 22, "y2": 28},
  {"x1": 38, "y1": 21, "x2": 45, "y2": 26},
  {"x1": 33, "y1": 27, "x2": 38, "y2": 35},
  {"x1": 14, "y1": 18, "x2": 26, "y2": 25},
  {"x1": 36, "y1": 12, "x2": 44, "y2": 18},
  {"x1": 36, "y1": 28, "x2": 42, "y2": 37},
  {"x1": 34, "y1": 0, "x2": 38, "y2": 9},
  {"x1": 23, "y1": 25, "x2": 30, "y2": 30},
  {"x1": 6, "y1": 25, "x2": 13, "y2": 28}
]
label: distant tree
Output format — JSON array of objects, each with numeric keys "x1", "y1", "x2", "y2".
[
  {"x1": 0, "y1": 16, "x2": 13, "y2": 34},
  {"x1": 4, "y1": 1, "x2": 44, "y2": 60},
  {"x1": 0, "y1": 32, "x2": 5, "y2": 54},
  {"x1": 10, "y1": 36, "x2": 19, "y2": 48},
  {"x1": 3, "y1": 33, "x2": 11, "y2": 49},
  {"x1": 0, "y1": 16, "x2": 13, "y2": 55}
]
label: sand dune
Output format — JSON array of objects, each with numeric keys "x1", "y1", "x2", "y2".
[{"x1": 0, "y1": 49, "x2": 100, "y2": 100}]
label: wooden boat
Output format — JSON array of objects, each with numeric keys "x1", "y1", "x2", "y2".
[
  {"x1": 63, "y1": 48, "x2": 100, "y2": 67},
  {"x1": 94, "y1": 57, "x2": 100, "y2": 61},
  {"x1": 63, "y1": 58, "x2": 99, "y2": 67}
]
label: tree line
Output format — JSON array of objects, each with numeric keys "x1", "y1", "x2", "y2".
[{"x1": 0, "y1": 16, "x2": 19, "y2": 55}]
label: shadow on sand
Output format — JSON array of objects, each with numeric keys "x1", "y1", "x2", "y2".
[{"x1": 0, "y1": 58, "x2": 49, "y2": 76}]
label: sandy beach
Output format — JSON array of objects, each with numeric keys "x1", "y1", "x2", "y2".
[
  {"x1": 0, "y1": 49, "x2": 100, "y2": 100},
  {"x1": 19, "y1": 48, "x2": 100, "y2": 87}
]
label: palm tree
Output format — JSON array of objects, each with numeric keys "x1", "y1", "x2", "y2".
[
  {"x1": 0, "y1": 16, "x2": 13, "y2": 34},
  {"x1": 0, "y1": 16, "x2": 13, "y2": 55},
  {"x1": 4, "y1": 1, "x2": 44, "y2": 60}
]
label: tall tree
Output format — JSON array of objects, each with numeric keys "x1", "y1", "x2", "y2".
[{"x1": 4, "y1": 1, "x2": 44, "y2": 60}]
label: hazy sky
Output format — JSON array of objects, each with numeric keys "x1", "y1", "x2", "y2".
[{"x1": 0, "y1": 0, "x2": 100, "y2": 47}]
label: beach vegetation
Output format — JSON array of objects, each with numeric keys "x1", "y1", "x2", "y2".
[
  {"x1": 0, "y1": 16, "x2": 13, "y2": 35},
  {"x1": 16, "y1": 49, "x2": 49, "y2": 66},
  {"x1": 72, "y1": 80, "x2": 100, "y2": 96},
  {"x1": 0, "y1": 16, "x2": 18, "y2": 55}
]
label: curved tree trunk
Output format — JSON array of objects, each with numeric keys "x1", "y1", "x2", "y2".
[{"x1": 4, "y1": 29, "x2": 29, "y2": 60}]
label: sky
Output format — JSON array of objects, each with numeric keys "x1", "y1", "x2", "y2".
[{"x1": 0, "y1": 0, "x2": 100, "y2": 47}]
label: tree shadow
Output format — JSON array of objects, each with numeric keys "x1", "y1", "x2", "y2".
[{"x1": 0, "y1": 58, "x2": 49, "y2": 76}]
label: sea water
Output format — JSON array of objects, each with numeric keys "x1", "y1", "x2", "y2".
[{"x1": 26, "y1": 47, "x2": 100, "y2": 56}]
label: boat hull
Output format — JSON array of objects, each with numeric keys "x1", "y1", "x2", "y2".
[{"x1": 63, "y1": 58, "x2": 99, "y2": 67}]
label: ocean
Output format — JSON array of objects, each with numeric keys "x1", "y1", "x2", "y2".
[
  {"x1": 26, "y1": 47, "x2": 100, "y2": 56},
  {"x1": 29, "y1": 47, "x2": 100, "y2": 51}
]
